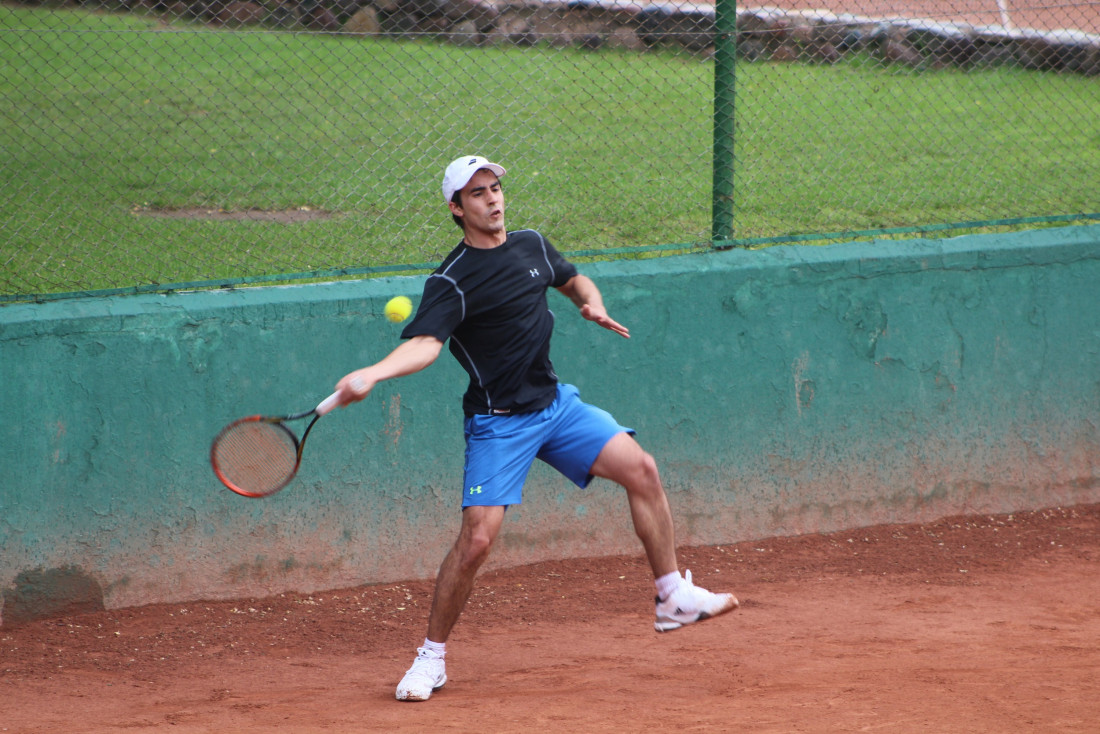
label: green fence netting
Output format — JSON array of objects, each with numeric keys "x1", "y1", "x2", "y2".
[{"x1": 2, "y1": 0, "x2": 1098, "y2": 301}]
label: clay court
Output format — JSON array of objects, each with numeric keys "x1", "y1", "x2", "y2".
[
  {"x1": 735, "y1": 1, "x2": 1100, "y2": 33},
  {"x1": 3, "y1": 503, "x2": 1098, "y2": 732}
]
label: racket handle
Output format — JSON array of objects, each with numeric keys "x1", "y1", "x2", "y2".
[
  {"x1": 315, "y1": 391, "x2": 343, "y2": 416},
  {"x1": 316, "y1": 377, "x2": 367, "y2": 416}
]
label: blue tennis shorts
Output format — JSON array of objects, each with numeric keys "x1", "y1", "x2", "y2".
[{"x1": 461, "y1": 383, "x2": 634, "y2": 507}]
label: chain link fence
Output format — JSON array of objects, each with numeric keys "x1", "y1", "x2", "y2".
[{"x1": 2, "y1": 0, "x2": 1098, "y2": 301}]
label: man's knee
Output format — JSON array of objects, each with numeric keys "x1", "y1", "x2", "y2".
[
  {"x1": 459, "y1": 527, "x2": 495, "y2": 566},
  {"x1": 636, "y1": 449, "x2": 660, "y2": 485},
  {"x1": 595, "y1": 434, "x2": 662, "y2": 490},
  {"x1": 455, "y1": 507, "x2": 504, "y2": 569},
  {"x1": 624, "y1": 449, "x2": 663, "y2": 497}
]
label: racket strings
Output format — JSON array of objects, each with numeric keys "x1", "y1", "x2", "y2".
[{"x1": 212, "y1": 420, "x2": 299, "y2": 496}]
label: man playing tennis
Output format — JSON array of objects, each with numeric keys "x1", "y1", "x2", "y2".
[{"x1": 335, "y1": 155, "x2": 738, "y2": 702}]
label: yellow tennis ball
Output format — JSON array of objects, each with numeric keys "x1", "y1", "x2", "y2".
[{"x1": 384, "y1": 296, "x2": 413, "y2": 323}]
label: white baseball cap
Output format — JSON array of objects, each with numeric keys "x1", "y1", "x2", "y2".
[{"x1": 442, "y1": 155, "x2": 506, "y2": 204}]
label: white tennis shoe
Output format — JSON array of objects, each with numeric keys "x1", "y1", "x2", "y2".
[
  {"x1": 395, "y1": 648, "x2": 447, "y2": 701},
  {"x1": 654, "y1": 570, "x2": 739, "y2": 632}
]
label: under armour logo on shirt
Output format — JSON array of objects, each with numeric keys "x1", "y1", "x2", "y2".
[
  {"x1": 529, "y1": 268, "x2": 539, "y2": 277},
  {"x1": 468, "y1": 485, "x2": 483, "y2": 495}
]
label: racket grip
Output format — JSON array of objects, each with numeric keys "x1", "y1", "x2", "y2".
[{"x1": 315, "y1": 391, "x2": 343, "y2": 416}]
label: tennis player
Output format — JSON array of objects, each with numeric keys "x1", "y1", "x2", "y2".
[{"x1": 336, "y1": 155, "x2": 738, "y2": 702}]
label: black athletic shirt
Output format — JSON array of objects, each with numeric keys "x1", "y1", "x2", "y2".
[{"x1": 401, "y1": 229, "x2": 578, "y2": 417}]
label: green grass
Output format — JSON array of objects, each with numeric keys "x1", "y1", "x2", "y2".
[
  {"x1": 731, "y1": 59, "x2": 1100, "y2": 238},
  {"x1": 2, "y1": 4, "x2": 1098, "y2": 297}
]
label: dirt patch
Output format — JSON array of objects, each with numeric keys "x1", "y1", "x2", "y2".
[
  {"x1": 2, "y1": 503, "x2": 1098, "y2": 732},
  {"x1": 132, "y1": 206, "x2": 336, "y2": 223}
]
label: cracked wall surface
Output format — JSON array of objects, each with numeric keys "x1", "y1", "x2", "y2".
[{"x1": 2, "y1": 225, "x2": 1098, "y2": 624}]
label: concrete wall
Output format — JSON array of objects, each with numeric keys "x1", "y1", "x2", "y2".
[{"x1": 2, "y1": 225, "x2": 1099, "y2": 625}]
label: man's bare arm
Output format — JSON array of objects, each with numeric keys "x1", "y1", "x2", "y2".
[
  {"x1": 556, "y1": 274, "x2": 630, "y2": 339},
  {"x1": 336, "y1": 334, "x2": 445, "y2": 402}
]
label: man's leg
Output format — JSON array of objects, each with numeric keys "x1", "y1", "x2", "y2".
[
  {"x1": 396, "y1": 505, "x2": 505, "y2": 701},
  {"x1": 589, "y1": 432, "x2": 738, "y2": 632},
  {"x1": 427, "y1": 505, "x2": 507, "y2": 642},
  {"x1": 589, "y1": 432, "x2": 678, "y2": 577}
]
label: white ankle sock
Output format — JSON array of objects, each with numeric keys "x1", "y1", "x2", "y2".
[
  {"x1": 422, "y1": 638, "x2": 446, "y2": 658},
  {"x1": 655, "y1": 571, "x2": 682, "y2": 601}
]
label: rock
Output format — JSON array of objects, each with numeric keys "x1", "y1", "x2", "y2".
[
  {"x1": 344, "y1": 5, "x2": 380, "y2": 34},
  {"x1": 212, "y1": 0, "x2": 264, "y2": 26}
]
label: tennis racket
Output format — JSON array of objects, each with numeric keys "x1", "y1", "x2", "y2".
[{"x1": 211, "y1": 381, "x2": 358, "y2": 498}]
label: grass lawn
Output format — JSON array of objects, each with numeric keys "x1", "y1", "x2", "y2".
[{"x1": 2, "y1": 4, "x2": 1098, "y2": 296}]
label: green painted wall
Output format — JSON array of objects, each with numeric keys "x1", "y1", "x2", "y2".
[{"x1": 2, "y1": 225, "x2": 1099, "y2": 624}]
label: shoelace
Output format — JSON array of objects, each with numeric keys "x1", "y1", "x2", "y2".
[
  {"x1": 659, "y1": 569, "x2": 708, "y2": 608},
  {"x1": 678, "y1": 569, "x2": 714, "y2": 605},
  {"x1": 409, "y1": 650, "x2": 443, "y2": 672}
]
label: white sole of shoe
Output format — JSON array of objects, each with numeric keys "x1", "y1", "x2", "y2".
[{"x1": 396, "y1": 674, "x2": 447, "y2": 702}]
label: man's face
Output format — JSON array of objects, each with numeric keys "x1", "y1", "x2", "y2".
[{"x1": 450, "y1": 168, "x2": 505, "y2": 238}]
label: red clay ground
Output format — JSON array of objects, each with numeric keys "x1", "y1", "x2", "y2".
[
  {"x1": 3, "y1": 503, "x2": 1099, "y2": 733},
  {"x1": 729, "y1": 1, "x2": 1100, "y2": 34}
]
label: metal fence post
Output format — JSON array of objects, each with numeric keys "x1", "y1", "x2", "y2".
[{"x1": 711, "y1": 0, "x2": 736, "y2": 245}]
